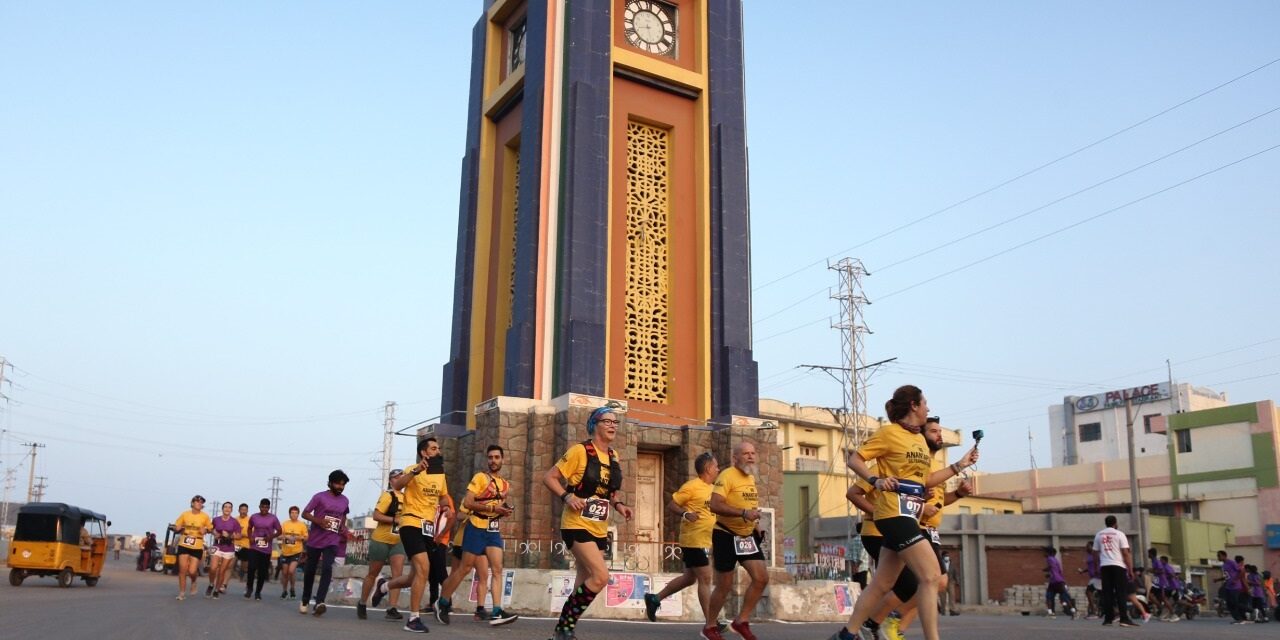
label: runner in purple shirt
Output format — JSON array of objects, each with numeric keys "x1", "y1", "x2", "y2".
[
  {"x1": 1246, "y1": 565, "x2": 1266, "y2": 622},
  {"x1": 245, "y1": 498, "x2": 282, "y2": 600},
  {"x1": 1078, "y1": 540, "x2": 1102, "y2": 618},
  {"x1": 207, "y1": 502, "x2": 241, "y2": 599},
  {"x1": 1044, "y1": 546, "x2": 1077, "y2": 618},
  {"x1": 1146, "y1": 548, "x2": 1173, "y2": 620},
  {"x1": 1215, "y1": 550, "x2": 1249, "y2": 623},
  {"x1": 299, "y1": 469, "x2": 350, "y2": 617}
]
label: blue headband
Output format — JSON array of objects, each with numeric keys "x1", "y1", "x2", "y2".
[{"x1": 587, "y1": 406, "x2": 616, "y2": 435}]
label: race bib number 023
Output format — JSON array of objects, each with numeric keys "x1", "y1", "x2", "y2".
[{"x1": 582, "y1": 498, "x2": 610, "y2": 522}]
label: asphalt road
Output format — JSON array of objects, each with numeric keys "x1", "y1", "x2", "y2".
[{"x1": 3, "y1": 557, "x2": 1276, "y2": 639}]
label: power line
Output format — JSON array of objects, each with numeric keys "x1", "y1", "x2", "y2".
[
  {"x1": 751, "y1": 55, "x2": 1280, "y2": 294},
  {"x1": 875, "y1": 104, "x2": 1280, "y2": 274}
]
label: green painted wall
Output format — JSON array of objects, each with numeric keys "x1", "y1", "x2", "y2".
[
  {"x1": 783, "y1": 471, "x2": 820, "y2": 556},
  {"x1": 1168, "y1": 401, "x2": 1270, "y2": 496},
  {"x1": 1168, "y1": 403, "x2": 1258, "y2": 430}
]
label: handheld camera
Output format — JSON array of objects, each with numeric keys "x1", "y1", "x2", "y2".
[{"x1": 972, "y1": 429, "x2": 985, "y2": 446}]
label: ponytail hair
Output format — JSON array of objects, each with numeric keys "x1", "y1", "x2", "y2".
[{"x1": 885, "y1": 385, "x2": 924, "y2": 423}]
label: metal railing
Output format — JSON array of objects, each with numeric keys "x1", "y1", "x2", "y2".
[{"x1": 505, "y1": 536, "x2": 686, "y2": 574}]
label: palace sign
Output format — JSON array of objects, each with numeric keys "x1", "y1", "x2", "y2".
[{"x1": 1074, "y1": 382, "x2": 1171, "y2": 413}]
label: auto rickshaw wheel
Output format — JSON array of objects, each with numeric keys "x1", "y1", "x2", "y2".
[
  {"x1": 57, "y1": 567, "x2": 74, "y2": 588},
  {"x1": 8, "y1": 569, "x2": 23, "y2": 586},
  {"x1": 85, "y1": 577, "x2": 99, "y2": 587}
]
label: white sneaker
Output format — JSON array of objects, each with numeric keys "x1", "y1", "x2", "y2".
[
  {"x1": 298, "y1": 601, "x2": 309, "y2": 614},
  {"x1": 1047, "y1": 609, "x2": 1056, "y2": 618}
]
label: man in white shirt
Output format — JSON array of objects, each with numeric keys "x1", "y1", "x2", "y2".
[{"x1": 1092, "y1": 515, "x2": 1136, "y2": 627}]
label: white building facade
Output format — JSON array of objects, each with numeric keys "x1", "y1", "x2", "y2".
[{"x1": 1049, "y1": 382, "x2": 1227, "y2": 466}]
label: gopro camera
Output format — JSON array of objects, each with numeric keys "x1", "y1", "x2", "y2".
[{"x1": 973, "y1": 429, "x2": 985, "y2": 444}]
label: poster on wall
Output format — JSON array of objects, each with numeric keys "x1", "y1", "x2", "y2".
[
  {"x1": 468, "y1": 569, "x2": 515, "y2": 606},
  {"x1": 650, "y1": 576, "x2": 683, "y2": 617},
  {"x1": 549, "y1": 573, "x2": 577, "y2": 612},
  {"x1": 834, "y1": 583, "x2": 857, "y2": 616},
  {"x1": 604, "y1": 572, "x2": 652, "y2": 608}
]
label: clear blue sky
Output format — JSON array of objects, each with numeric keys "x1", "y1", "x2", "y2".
[{"x1": 2, "y1": 1, "x2": 1277, "y2": 535}]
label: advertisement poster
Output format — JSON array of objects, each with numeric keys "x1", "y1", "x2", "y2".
[
  {"x1": 650, "y1": 576, "x2": 683, "y2": 617},
  {"x1": 834, "y1": 583, "x2": 856, "y2": 616},
  {"x1": 549, "y1": 573, "x2": 577, "y2": 613},
  {"x1": 468, "y1": 569, "x2": 515, "y2": 606},
  {"x1": 605, "y1": 572, "x2": 652, "y2": 608}
]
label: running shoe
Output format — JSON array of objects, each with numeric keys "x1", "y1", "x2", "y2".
[
  {"x1": 422, "y1": 604, "x2": 436, "y2": 615},
  {"x1": 371, "y1": 577, "x2": 389, "y2": 607},
  {"x1": 243, "y1": 590, "x2": 251, "y2": 599},
  {"x1": 644, "y1": 592, "x2": 660, "y2": 621},
  {"x1": 386, "y1": 607, "x2": 403, "y2": 620},
  {"x1": 280, "y1": 590, "x2": 287, "y2": 599},
  {"x1": 212, "y1": 590, "x2": 220, "y2": 600},
  {"x1": 1141, "y1": 612, "x2": 1151, "y2": 623},
  {"x1": 289, "y1": 590, "x2": 296, "y2": 599},
  {"x1": 403, "y1": 616, "x2": 429, "y2": 633},
  {"x1": 857, "y1": 623, "x2": 881, "y2": 640},
  {"x1": 254, "y1": 593, "x2": 261, "y2": 601},
  {"x1": 729, "y1": 620, "x2": 758, "y2": 640},
  {"x1": 205, "y1": 585, "x2": 214, "y2": 598},
  {"x1": 1046, "y1": 609, "x2": 1056, "y2": 618},
  {"x1": 883, "y1": 616, "x2": 906, "y2": 640},
  {"x1": 358, "y1": 603, "x2": 368, "y2": 620},
  {"x1": 550, "y1": 630, "x2": 576, "y2": 640},
  {"x1": 1119, "y1": 620, "x2": 1139, "y2": 627},
  {"x1": 299, "y1": 601, "x2": 309, "y2": 614},
  {"x1": 700, "y1": 625, "x2": 726, "y2": 640},
  {"x1": 474, "y1": 606, "x2": 488, "y2": 621},
  {"x1": 828, "y1": 628, "x2": 859, "y2": 640},
  {"x1": 489, "y1": 607, "x2": 519, "y2": 626},
  {"x1": 314, "y1": 602, "x2": 327, "y2": 617},
  {"x1": 435, "y1": 597, "x2": 452, "y2": 625},
  {"x1": 176, "y1": 593, "x2": 185, "y2": 601}
]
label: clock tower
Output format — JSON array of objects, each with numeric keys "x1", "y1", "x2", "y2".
[{"x1": 440, "y1": 0, "x2": 758, "y2": 429}]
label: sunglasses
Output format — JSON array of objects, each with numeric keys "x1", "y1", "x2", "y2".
[{"x1": 596, "y1": 418, "x2": 620, "y2": 425}]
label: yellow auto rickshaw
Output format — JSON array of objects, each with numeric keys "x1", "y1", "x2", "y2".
[{"x1": 8, "y1": 502, "x2": 110, "y2": 588}]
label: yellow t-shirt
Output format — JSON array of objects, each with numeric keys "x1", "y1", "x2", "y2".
[
  {"x1": 556, "y1": 443, "x2": 615, "y2": 538},
  {"x1": 465, "y1": 472, "x2": 511, "y2": 529},
  {"x1": 371, "y1": 490, "x2": 405, "y2": 545},
  {"x1": 853, "y1": 461, "x2": 881, "y2": 537},
  {"x1": 279, "y1": 519, "x2": 307, "y2": 556},
  {"x1": 856, "y1": 424, "x2": 932, "y2": 522},
  {"x1": 672, "y1": 477, "x2": 714, "y2": 548},
  {"x1": 174, "y1": 511, "x2": 212, "y2": 550},
  {"x1": 712, "y1": 466, "x2": 759, "y2": 536},
  {"x1": 234, "y1": 515, "x2": 251, "y2": 548},
  {"x1": 400, "y1": 469, "x2": 449, "y2": 531},
  {"x1": 920, "y1": 453, "x2": 947, "y2": 529}
]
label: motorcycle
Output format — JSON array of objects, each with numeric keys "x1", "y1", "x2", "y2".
[{"x1": 1174, "y1": 586, "x2": 1205, "y2": 620}]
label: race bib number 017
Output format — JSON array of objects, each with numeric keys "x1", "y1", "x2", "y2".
[
  {"x1": 734, "y1": 534, "x2": 760, "y2": 556},
  {"x1": 582, "y1": 498, "x2": 610, "y2": 522},
  {"x1": 897, "y1": 494, "x2": 923, "y2": 518}
]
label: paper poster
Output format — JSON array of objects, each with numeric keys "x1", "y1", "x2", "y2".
[
  {"x1": 650, "y1": 576, "x2": 683, "y2": 617},
  {"x1": 834, "y1": 583, "x2": 856, "y2": 615},
  {"x1": 468, "y1": 568, "x2": 515, "y2": 606},
  {"x1": 605, "y1": 572, "x2": 652, "y2": 608},
  {"x1": 549, "y1": 573, "x2": 577, "y2": 612}
]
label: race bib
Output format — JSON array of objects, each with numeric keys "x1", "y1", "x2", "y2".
[
  {"x1": 390, "y1": 523, "x2": 399, "y2": 535},
  {"x1": 927, "y1": 528, "x2": 941, "y2": 545},
  {"x1": 420, "y1": 520, "x2": 437, "y2": 537},
  {"x1": 487, "y1": 519, "x2": 501, "y2": 533},
  {"x1": 182, "y1": 536, "x2": 196, "y2": 546},
  {"x1": 734, "y1": 534, "x2": 760, "y2": 556},
  {"x1": 582, "y1": 498, "x2": 610, "y2": 522},
  {"x1": 323, "y1": 515, "x2": 341, "y2": 533},
  {"x1": 254, "y1": 537, "x2": 268, "y2": 549},
  {"x1": 894, "y1": 480, "x2": 926, "y2": 518}
]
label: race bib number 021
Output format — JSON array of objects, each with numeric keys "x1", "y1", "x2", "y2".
[{"x1": 582, "y1": 498, "x2": 610, "y2": 522}]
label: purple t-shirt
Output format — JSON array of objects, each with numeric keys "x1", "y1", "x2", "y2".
[
  {"x1": 1223, "y1": 559, "x2": 1243, "y2": 591},
  {"x1": 211, "y1": 515, "x2": 241, "y2": 553},
  {"x1": 1148, "y1": 558, "x2": 1166, "y2": 589},
  {"x1": 1248, "y1": 572, "x2": 1264, "y2": 598},
  {"x1": 1046, "y1": 556, "x2": 1066, "y2": 585},
  {"x1": 303, "y1": 490, "x2": 349, "y2": 550},
  {"x1": 1085, "y1": 554, "x2": 1100, "y2": 579},
  {"x1": 247, "y1": 513, "x2": 281, "y2": 555}
]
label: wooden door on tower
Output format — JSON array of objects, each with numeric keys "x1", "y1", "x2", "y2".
[{"x1": 635, "y1": 452, "x2": 663, "y2": 572}]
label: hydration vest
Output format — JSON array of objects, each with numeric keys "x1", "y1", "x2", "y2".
[{"x1": 569, "y1": 440, "x2": 622, "y2": 499}]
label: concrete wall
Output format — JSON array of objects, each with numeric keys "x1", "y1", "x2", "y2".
[{"x1": 1178, "y1": 421, "x2": 1252, "y2": 474}]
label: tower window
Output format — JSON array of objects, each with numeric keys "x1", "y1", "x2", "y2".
[
  {"x1": 622, "y1": 121, "x2": 671, "y2": 403},
  {"x1": 1078, "y1": 422, "x2": 1101, "y2": 442}
]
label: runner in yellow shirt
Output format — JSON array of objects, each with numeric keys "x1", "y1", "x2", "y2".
[
  {"x1": 705, "y1": 442, "x2": 768, "y2": 640},
  {"x1": 833, "y1": 385, "x2": 977, "y2": 640},
  {"x1": 172, "y1": 495, "x2": 212, "y2": 601},
  {"x1": 542, "y1": 406, "x2": 634, "y2": 640},
  {"x1": 371, "y1": 437, "x2": 451, "y2": 633},
  {"x1": 278, "y1": 506, "x2": 307, "y2": 600},
  {"x1": 644, "y1": 451, "x2": 721, "y2": 629},
  {"x1": 358, "y1": 469, "x2": 406, "y2": 621}
]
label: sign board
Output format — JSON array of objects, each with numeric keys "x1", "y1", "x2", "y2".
[
  {"x1": 1073, "y1": 382, "x2": 1171, "y2": 413},
  {"x1": 1266, "y1": 525, "x2": 1280, "y2": 549}
]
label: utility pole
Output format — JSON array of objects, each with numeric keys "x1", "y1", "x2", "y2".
[
  {"x1": 380, "y1": 401, "x2": 396, "y2": 486},
  {"x1": 829, "y1": 258, "x2": 871, "y2": 570},
  {"x1": 1028, "y1": 425, "x2": 1037, "y2": 470},
  {"x1": 1124, "y1": 397, "x2": 1146, "y2": 560},
  {"x1": 268, "y1": 476, "x2": 283, "y2": 514},
  {"x1": 32, "y1": 475, "x2": 48, "y2": 502},
  {"x1": 21, "y1": 442, "x2": 45, "y2": 503},
  {"x1": 0, "y1": 356, "x2": 11, "y2": 403},
  {"x1": 0, "y1": 467, "x2": 15, "y2": 530}
]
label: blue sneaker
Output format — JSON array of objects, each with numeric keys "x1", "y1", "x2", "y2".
[
  {"x1": 644, "y1": 593, "x2": 660, "y2": 621},
  {"x1": 403, "y1": 616, "x2": 429, "y2": 633},
  {"x1": 435, "y1": 597, "x2": 451, "y2": 625}
]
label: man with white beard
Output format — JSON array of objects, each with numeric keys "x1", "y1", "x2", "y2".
[{"x1": 703, "y1": 441, "x2": 769, "y2": 640}]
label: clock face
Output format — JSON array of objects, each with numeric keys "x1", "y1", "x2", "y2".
[{"x1": 623, "y1": 0, "x2": 676, "y2": 56}]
